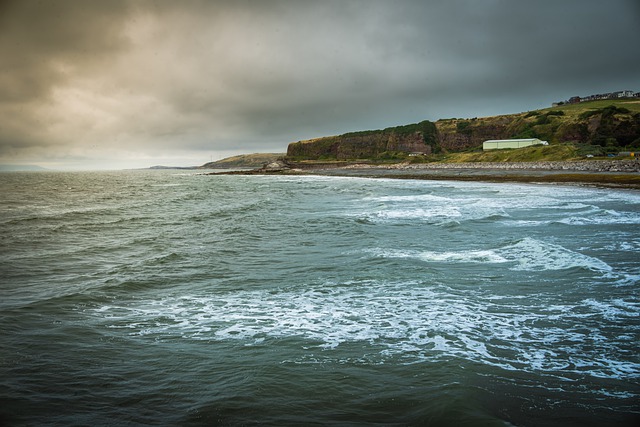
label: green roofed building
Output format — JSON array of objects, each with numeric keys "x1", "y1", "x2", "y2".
[{"x1": 482, "y1": 138, "x2": 548, "y2": 150}]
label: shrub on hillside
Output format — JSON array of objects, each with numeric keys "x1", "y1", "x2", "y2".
[
  {"x1": 456, "y1": 121, "x2": 472, "y2": 135},
  {"x1": 580, "y1": 105, "x2": 631, "y2": 120},
  {"x1": 536, "y1": 115, "x2": 551, "y2": 125}
]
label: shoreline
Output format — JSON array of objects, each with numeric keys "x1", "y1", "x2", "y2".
[{"x1": 208, "y1": 159, "x2": 640, "y2": 190}]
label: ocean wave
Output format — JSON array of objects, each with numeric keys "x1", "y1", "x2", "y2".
[
  {"x1": 498, "y1": 238, "x2": 613, "y2": 272},
  {"x1": 87, "y1": 280, "x2": 640, "y2": 382},
  {"x1": 367, "y1": 238, "x2": 612, "y2": 272},
  {"x1": 354, "y1": 204, "x2": 510, "y2": 225},
  {"x1": 365, "y1": 194, "x2": 453, "y2": 203},
  {"x1": 3, "y1": 171, "x2": 639, "y2": 427},
  {"x1": 351, "y1": 182, "x2": 640, "y2": 230},
  {"x1": 372, "y1": 206, "x2": 463, "y2": 221},
  {"x1": 557, "y1": 209, "x2": 640, "y2": 225},
  {"x1": 604, "y1": 239, "x2": 640, "y2": 252},
  {"x1": 367, "y1": 248, "x2": 509, "y2": 264}
]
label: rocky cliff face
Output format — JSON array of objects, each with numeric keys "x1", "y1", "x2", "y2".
[
  {"x1": 286, "y1": 119, "x2": 511, "y2": 159},
  {"x1": 287, "y1": 132, "x2": 433, "y2": 160},
  {"x1": 286, "y1": 101, "x2": 640, "y2": 160},
  {"x1": 287, "y1": 121, "x2": 437, "y2": 160},
  {"x1": 340, "y1": 132, "x2": 431, "y2": 157}
]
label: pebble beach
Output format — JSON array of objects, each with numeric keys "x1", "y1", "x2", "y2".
[{"x1": 217, "y1": 159, "x2": 640, "y2": 189}]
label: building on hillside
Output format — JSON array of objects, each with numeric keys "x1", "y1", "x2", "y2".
[
  {"x1": 616, "y1": 90, "x2": 635, "y2": 98},
  {"x1": 483, "y1": 138, "x2": 548, "y2": 150},
  {"x1": 556, "y1": 90, "x2": 638, "y2": 105}
]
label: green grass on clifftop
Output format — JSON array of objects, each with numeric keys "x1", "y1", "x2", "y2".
[
  {"x1": 437, "y1": 143, "x2": 581, "y2": 163},
  {"x1": 541, "y1": 99, "x2": 640, "y2": 117}
]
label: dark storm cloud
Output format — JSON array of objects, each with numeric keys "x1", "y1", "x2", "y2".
[
  {"x1": 1, "y1": 0, "x2": 638, "y2": 169},
  {"x1": 0, "y1": 0, "x2": 134, "y2": 163},
  {"x1": 0, "y1": 0, "x2": 131, "y2": 101}
]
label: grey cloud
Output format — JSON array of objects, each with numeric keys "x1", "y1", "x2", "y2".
[
  {"x1": 0, "y1": 0, "x2": 132, "y2": 102},
  {"x1": 1, "y1": 0, "x2": 639, "y2": 168}
]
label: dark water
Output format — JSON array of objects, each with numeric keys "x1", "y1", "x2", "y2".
[{"x1": 1, "y1": 170, "x2": 639, "y2": 426}]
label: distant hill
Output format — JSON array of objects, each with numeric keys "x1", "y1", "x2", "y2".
[
  {"x1": 0, "y1": 164, "x2": 50, "y2": 171},
  {"x1": 286, "y1": 99, "x2": 640, "y2": 162},
  {"x1": 149, "y1": 165, "x2": 198, "y2": 170},
  {"x1": 200, "y1": 153, "x2": 286, "y2": 169}
]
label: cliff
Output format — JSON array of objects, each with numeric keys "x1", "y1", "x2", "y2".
[
  {"x1": 287, "y1": 121, "x2": 437, "y2": 160},
  {"x1": 286, "y1": 99, "x2": 640, "y2": 161}
]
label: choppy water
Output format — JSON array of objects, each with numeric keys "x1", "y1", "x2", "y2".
[{"x1": 1, "y1": 170, "x2": 639, "y2": 426}]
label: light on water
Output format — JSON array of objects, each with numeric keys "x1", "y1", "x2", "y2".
[{"x1": 1, "y1": 170, "x2": 639, "y2": 426}]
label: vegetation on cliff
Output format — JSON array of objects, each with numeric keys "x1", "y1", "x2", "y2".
[
  {"x1": 440, "y1": 143, "x2": 582, "y2": 163},
  {"x1": 286, "y1": 99, "x2": 640, "y2": 162},
  {"x1": 201, "y1": 153, "x2": 285, "y2": 169}
]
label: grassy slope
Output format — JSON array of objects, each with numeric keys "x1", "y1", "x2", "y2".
[
  {"x1": 201, "y1": 153, "x2": 285, "y2": 169},
  {"x1": 539, "y1": 99, "x2": 640, "y2": 116},
  {"x1": 439, "y1": 144, "x2": 580, "y2": 163},
  {"x1": 434, "y1": 99, "x2": 640, "y2": 162}
]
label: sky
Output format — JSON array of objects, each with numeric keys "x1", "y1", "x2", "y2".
[{"x1": 1, "y1": 0, "x2": 639, "y2": 170}]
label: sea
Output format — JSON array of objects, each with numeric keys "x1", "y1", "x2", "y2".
[{"x1": 0, "y1": 170, "x2": 639, "y2": 426}]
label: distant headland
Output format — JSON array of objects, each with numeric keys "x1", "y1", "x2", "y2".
[
  {"x1": 206, "y1": 96, "x2": 640, "y2": 189},
  {"x1": 0, "y1": 164, "x2": 50, "y2": 172},
  {"x1": 200, "y1": 97, "x2": 640, "y2": 170}
]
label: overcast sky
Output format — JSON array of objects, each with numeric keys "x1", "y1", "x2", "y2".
[{"x1": 1, "y1": 0, "x2": 639, "y2": 170}]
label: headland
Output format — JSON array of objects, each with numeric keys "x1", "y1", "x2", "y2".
[{"x1": 205, "y1": 97, "x2": 640, "y2": 188}]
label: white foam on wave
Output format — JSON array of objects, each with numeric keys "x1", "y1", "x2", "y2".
[
  {"x1": 498, "y1": 238, "x2": 613, "y2": 272},
  {"x1": 354, "y1": 188, "x2": 518, "y2": 224},
  {"x1": 582, "y1": 298, "x2": 640, "y2": 321},
  {"x1": 604, "y1": 239, "x2": 640, "y2": 252},
  {"x1": 373, "y1": 206, "x2": 463, "y2": 221},
  {"x1": 368, "y1": 238, "x2": 612, "y2": 272},
  {"x1": 366, "y1": 194, "x2": 454, "y2": 203},
  {"x1": 351, "y1": 179, "x2": 640, "y2": 230},
  {"x1": 89, "y1": 279, "x2": 640, "y2": 383},
  {"x1": 352, "y1": 188, "x2": 612, "y2": 226},
  {"x1": 355, "y1": 200, "x2": 508, "y2": 224},
  {"x1": 368, "y1": 248, "x2": 509, "y2": 264},
  {"x1": 614, "y1": 273, "x2": 640, "y2": 287},
  {"x1": 558, "y1": 209, "x2": 640, "y2": 226}
]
